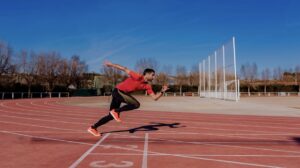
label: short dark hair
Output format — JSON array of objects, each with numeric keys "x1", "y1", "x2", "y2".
[{"x1": 143, "y1": 68, "x2": 155, "y2": 75}]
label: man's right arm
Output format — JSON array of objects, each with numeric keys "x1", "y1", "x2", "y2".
[
  {"x1": 104, "y1": 61, "x2": 130, "y2": 74},
  {"x1": 149, "y1": 85, "x2": 169, "y2": 101}
]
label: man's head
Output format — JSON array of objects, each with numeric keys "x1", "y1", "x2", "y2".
[{"x1": 143, "y1": 68, "x2": 155, "y2": 82}]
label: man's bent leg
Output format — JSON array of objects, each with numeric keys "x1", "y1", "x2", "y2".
[
  {"x1": 109, "y1": 89, "x2": 123, "y2": 122},
  {"x1": 115, "y1": 90, "x2": 140, "y2": 113},
  {"x1": 92, "y1": 114, "x2": 114, "y2": 129},
  {"x1": 92, "y1": 88, "x2": 122, "y2": 127},
  {"x1": 116, "y1": 103, "x2": 140, "y2": 112}
]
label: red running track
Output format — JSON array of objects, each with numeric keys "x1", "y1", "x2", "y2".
[{"x1": 0, "y1": 97, "x2": 300, "y2": 168}]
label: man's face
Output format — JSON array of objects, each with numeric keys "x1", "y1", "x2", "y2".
[{"x1": 145, "y1": 72, "x2": 155, "y2": 82}]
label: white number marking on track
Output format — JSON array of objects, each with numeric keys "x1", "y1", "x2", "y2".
[{"x1": 90, "y1": 161, "x2": 133, "y2": 168}]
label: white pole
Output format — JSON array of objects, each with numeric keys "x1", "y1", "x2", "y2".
[
  {"x1": 238, "y1": 79, "x2": 240, "y2": 100},
  {"x1": 233, "y1": 37, "x2": 238, "y2": 102},
  {"x1": 215, "y1": 51, "x2": 217, "y2": 98},
  {"x1": 203, "y1": 60, "x2": 206, "y2": 97},
  {"x1": 199, "y1": 62, "x2": 201, "y2": 97},
  {"x1": 208, "y1": 56, "x2": 211, "y2": 98},
  {"x1": 222, "y1": 45, "x2": 226, "y2": 100}
]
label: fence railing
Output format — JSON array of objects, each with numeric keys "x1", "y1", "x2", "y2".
[
  {"x1": 0, "y1": 92, "x2": 70, "y2": 100},
  {"x1": 163, "y1": 92, "x2": 299, "y2": 97},
  {"x1": 3, "y1": 91, "x2": 297, "y2": 99},
  {"x1": 240, "y1": 92, "x2": 300, "y2": 97},
  {"x1": 163, "y1": 92, "x2": 199, "y2": 97}
]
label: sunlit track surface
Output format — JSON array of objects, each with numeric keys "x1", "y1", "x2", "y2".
[{"x1": 1, "y1": 97, "x2": 300, "y2": 168}]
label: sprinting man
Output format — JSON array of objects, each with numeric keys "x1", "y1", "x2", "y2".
[{"x1": 88, "y1": 61, "x2": 169, "y2": 137}]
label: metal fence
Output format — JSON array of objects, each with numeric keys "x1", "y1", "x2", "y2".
[
  {"x1": 240, "y1": 92, "x2": 300, "y2": 97},
  {"x1": 163, "y1": 92, "x2": 199, "y2": 97},
  {"x1": 199, "y1": 37, "x2": 239, "y2": 101},
  {"x1": 0, "y1": 92, "x2": 70, "y2": 100}
]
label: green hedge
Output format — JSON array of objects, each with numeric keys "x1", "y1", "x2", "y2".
[
  {"x1": 240, "y1": 84, "x2": 299, "y2": 92},
  {"x1": 72, "y1": 89, "x2": 97, "y2": 96},
  {"x1": 0, "y1": 83, "x2": 46, "y2": 92}
]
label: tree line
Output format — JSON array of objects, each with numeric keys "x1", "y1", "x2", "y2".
[
  {"x1": 0, "y1": 40, "x2": 88, "y2": 95},
  {"x1": 4, "y1": 38, "x2": 297, "y2": 96},
  {"x1": 1, "y1": 40, "x2": 200, "y2": 96},
  {"x1": 240, "y1": 62, "x2": 300, "y2": 93}
]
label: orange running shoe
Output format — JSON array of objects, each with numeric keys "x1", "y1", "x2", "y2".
[
  {"x1": 110, "y1": 109, "x2": 121, "y2": 122},
  {"x1": 87, "y1": 127, "x2": 101, "y2": 137}
]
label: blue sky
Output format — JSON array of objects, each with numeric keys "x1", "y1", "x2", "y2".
[{"x1": 1, "y1": 0, "x2": 300, "y2": 73}]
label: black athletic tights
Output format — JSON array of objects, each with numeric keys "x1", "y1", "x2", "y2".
[{"x1": 92, "y1": 88, "x2": 140, "y2": 129}]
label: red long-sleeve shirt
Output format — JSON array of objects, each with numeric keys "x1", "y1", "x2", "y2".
[{"x1": 116, "y1": 71, "x2": 154, "y2": 94}]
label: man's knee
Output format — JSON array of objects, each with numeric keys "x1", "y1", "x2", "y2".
[{"x1": 134, "y1": 102, "x2": 140, "y2": 109}]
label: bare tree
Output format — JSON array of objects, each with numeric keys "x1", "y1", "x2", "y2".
[
  {"x1": 0, "y1": 39, "x2": 91, "y2": 94},
  {"x1": 57, "y1": 58, "x2": 71, "y2": 88},
  {"x1": 295, "y1": 65, "x2": 300, "y2": 92},
  {"x1": 0, "y1": 41, "x2": 15, "y2": 75},
  {"x1": 69, "y1": 55, "x2": 88, "y2": 88},
  {"x1": 155, "y1": 72, "x2": 169, "y2": 85},
  {"x1": 18, "y1": 50, "x2": 38, "y2": 96},
  {"x1": 162, "y1": 64, "x2": 173, "y2": 75},
  {"x1": 155, "y1": 65, "x2": 173, "y2": 85},
  {"x1": 273, "y1": 66, "x2": 283, "y2": 81},
  {"x1": 56, "y1": 55, "x2": 88, "y2": 89},
  {"x1": 35, "y1": 52, "x2": 61, "y2": 92},
  {"x1": 135, "y1": 57, "x2": 159, "y2": 74},
  {"x1": 189, "y1": 64, "x2": 199, "y2": 86},
  {"x1": 101, "y1": 66, "x2": 123, "y2": 87},
  {"x1": 0, "y1": 41, "x2": 17, "y2": 89},
  {"x1": 47, "y1": 52, "x2": 60, "y2": 92},
  {"x1": 36, "y1": 53, "x2": 47, "y2": 86},
  {"x1": 261, "y1": 68, "x2": 271, "y2": 94},
  {"x1": 175, "y1": 65, "x2": 188, "y2": 95},
  {"x1": 240, "y1": 63, "x2": 258, "y2": 95}
]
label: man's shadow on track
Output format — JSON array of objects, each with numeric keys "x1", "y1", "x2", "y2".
[
  {"x1": 29, "y1": 122, "x2": 185, "y2": 143},
  {"x1": 102, "y1": 122, "x2": 185, "y2": 135},
  {"x1": 292, "y1": 137, "x2": 300, "y2": 145}
]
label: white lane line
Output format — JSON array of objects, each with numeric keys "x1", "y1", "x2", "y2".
[
  {"x1": 4, "y1": 100, "x2": 300, "y2": 130},
  {"x1": 142, "y1": 133, "x2": 149, "y2": 168},
  {"x1": 1, "y1": 116, "x2": 299, "y2": 157},
  {"x1": 0, "y1": 114, "x2": 86, "y2": 125},
  {"x1": 1, "y1": 102, "x2": 300, "y2": 136},
  {"x1": 0, "y1": 130, "x2": 92, "y2": 146},
  {"x1": 150, "y1": 133, "x2": 299, "y2": 136},
  {"x1": 69, "y1": 133, "x2": 110, "y2": 168},
  {"x1": 92, "y1": 136, "x2": 283, "y2": 168},
  {"x1": 0, "y1": 101, "x2": 97, "y2": 117},
  {"x1": 0, "y1": 120, "x2": 80, "y2": 132},
  {"x1": 112, "y1": 132, "x2": 300, "y2": 155},
  {"x1": 2, "y1": 99, "x2": 298, "y2": 128},
  {"x1": 0, "y1": 129, "x2": 285, "y2": 168},
  {"x1": 0, "y1": 130, "x2": 85, "y2": 133},
  {"x1": 0, "y1": 108, "x2": 97, "y2": 122},
  {"x1": 0, "y1": 112, "x2": 297, "y2": 143},
  {"x1": 0, "y1": 105, "x2": 298, "y2": 137},
  {"x1": 89, "y1": 153, "x2": 300, "y2": 157},
  {"x1": 1, "y1": 118, "x2": 299, "y2": 155}
]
